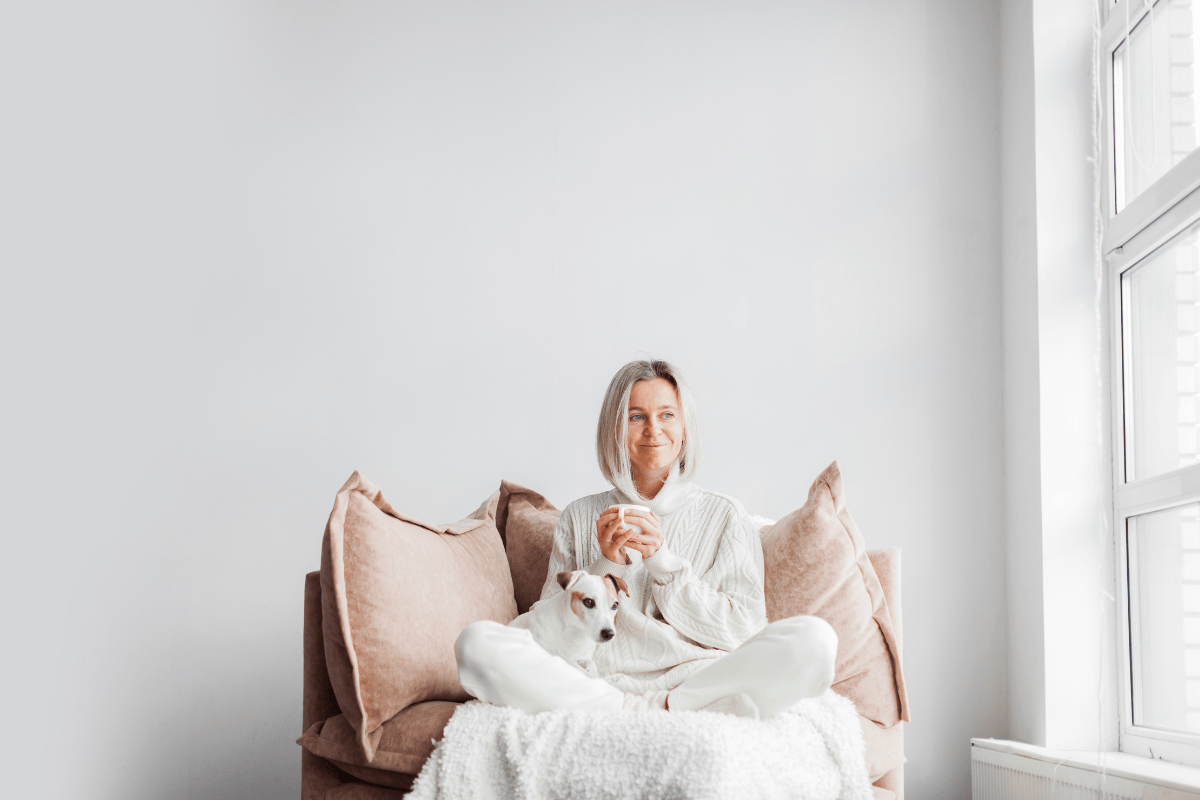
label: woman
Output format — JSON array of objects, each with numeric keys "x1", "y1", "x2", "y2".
[{"x1": 455, "y1": 359, "x2": 836, "y2": 717}]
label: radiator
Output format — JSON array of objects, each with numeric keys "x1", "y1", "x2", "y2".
[{"x1": 971, "y1": 739, "x2": 1200, "y2": 800}]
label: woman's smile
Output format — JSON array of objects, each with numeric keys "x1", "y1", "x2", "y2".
[{"x1": 626, "y1": 378, "x2": 685, "y2": 495}]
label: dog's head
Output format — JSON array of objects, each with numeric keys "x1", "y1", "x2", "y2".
[{"x1": 556, "y1": 570, "x2": 630, "y2": 644}]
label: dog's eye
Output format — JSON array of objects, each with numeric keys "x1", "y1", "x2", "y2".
[
  {"x1": 583, "y1": 598, "x2": 595, "y2": 608},
  {"x1": 611, "y1": 603, "x2": 618, "y2": 611}
]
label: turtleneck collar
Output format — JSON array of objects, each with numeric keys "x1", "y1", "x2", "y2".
[{"x1": 612, "y1": 461, "x2": 696, "y2": 517}]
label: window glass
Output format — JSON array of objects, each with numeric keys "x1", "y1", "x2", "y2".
[
  {"x1": 1130, "y1": 503, "x2": 1200, "y2": 733},
  {"x1": 1114, "y1": 0, "x2": 1200, "y2": 210},
  {"x1": 1124, "y1": 220, "x2": 1200, "y2": 480}
]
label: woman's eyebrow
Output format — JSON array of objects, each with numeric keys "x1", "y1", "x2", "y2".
[{"x1": 628, "y1": 404, "x2": 678, "y2": 412}]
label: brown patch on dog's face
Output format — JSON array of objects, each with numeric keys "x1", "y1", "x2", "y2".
[
  {"x1": 570, "y1": 590, "x2": 587, "y2": 621},
  {"x1": 604, "y1": 574, "x2": 630, "y2": 599}
]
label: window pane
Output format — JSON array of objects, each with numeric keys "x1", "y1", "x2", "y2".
[
  {"x1": 1114, "y1": 0, "x2": 1200, "y2": 210},
  {"x1": 1131, "y1": 503, "x2": 1200, "y2": 733},
  {"x1": 1124, "y1": 221, "x2": 1200, "y2": 480}
]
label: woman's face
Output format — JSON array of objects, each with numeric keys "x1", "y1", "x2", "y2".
[{"x1": 626, "y1": 378, "x2": 685, "y2": 479}]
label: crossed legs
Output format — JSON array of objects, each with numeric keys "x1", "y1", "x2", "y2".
[
  {"x1": 667, "y1": 615, "x2": 838, "y2": 716},
  {"x1": 455, "y1": 621, "x2": 626, "y2": 712},
  {"x1": 455, "y1": 614, "x2": 837, "y2": 718}
]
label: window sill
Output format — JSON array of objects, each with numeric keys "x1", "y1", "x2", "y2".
[{"x1": 971, "y1": 738, "x2": 1200, "y2": 795}]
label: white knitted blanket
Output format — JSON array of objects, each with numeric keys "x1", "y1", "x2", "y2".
[{"x1": 406, "y1": 690, "x2": 873, "y2": 800}]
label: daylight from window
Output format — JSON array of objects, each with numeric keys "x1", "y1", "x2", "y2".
[
  {"x1": 1115, "y1": 0, "x2": 1200, "y2": 210},
  {"x1": 1109, "y1": 0, "x2": 1200, "y2": 762}
]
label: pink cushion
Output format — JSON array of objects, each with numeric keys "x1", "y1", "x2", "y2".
[
  {"x1": 297, "y1": 699, "x2": 460, "y2": 779},
  {"x1": 325, "y1": 782, "x2": 410, "y2": 799},
  {"x1": 497, "y1": 480, "x2": 562, "y2": 614},
  {"x1": 760, "y1": 462, "x2": 910, "y2": 727},
  {"x1": 320, "y1": 472, "x2": 516, "y2": 762},
  {"x1": 860, "y1": 715, "x2": 906, "y2": 781}
]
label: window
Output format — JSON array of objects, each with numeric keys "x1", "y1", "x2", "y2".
[{"x1": 1103, "y1": 0, "x2": 1200, "y2": 767}]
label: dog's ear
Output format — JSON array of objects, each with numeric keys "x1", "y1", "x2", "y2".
[
  {"x1": 557, "y1": 570, "x2": 581, "y2": 591},
  {"x1": 604, "y1": 573, "x2": 630, "y2": 598}
]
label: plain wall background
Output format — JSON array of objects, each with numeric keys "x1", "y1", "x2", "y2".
[
  {"x1": 1001, "y1": 0, "x2": 1119, "y2": 752},
  {"x1": 0, "y1": 1, "x2": 1006, "y2": 797}
]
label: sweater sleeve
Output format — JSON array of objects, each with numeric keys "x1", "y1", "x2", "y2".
[{"x1": 642, "y1": 502, "x2": 767, "y2": 652}]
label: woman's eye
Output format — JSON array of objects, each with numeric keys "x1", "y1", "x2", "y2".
[
  {"x1": 583, "y1": 598, "x2": 595, "y2": 608},
  {"x1": 629, "y1": 414, "x2": 644, "y2": 422},
  {"x1": 662, "y1": 412, "x2": 674, "y2": 419}
]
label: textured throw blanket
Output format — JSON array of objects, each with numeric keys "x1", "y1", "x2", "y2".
[{"x1": 407, "y1": 690, "x2": 873, "y2": 800}]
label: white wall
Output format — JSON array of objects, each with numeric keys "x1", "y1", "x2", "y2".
[
  {"x1": 1000, "y1": 0, "x2": 1048, "y2": 746},
  {"x1": 0, "y1": 2, "x2": 1005, "y2": 797},
  {"x1": 1000, "y1": 0, "x2": 1120, "y2": 751}
]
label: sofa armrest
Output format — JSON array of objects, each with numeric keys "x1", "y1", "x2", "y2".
[
  {"x1": 304, "y1": 571, "x2": 342, "y2": 730},
  {"x1": 304, "y1": 571, "x2": 347, "y2": 800}
]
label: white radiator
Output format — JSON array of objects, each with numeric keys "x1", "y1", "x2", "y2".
[{"x1": 971, "y1": 739, "x2": 1200, "y2": 800}]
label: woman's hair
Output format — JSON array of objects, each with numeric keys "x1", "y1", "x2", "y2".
[{"x1": 596, "y1": 359, "x2": 699, "y2": 501}]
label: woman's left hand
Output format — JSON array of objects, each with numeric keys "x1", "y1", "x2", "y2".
[{"x1": 619, "y1": 507, "x2": 664, "y2": 558}]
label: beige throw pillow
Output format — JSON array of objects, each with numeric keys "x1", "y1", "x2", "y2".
[
  {"x1": 760, "y1": 461, "x2": 910, "y2": 727},
  {"x1": 497, "y1": 480, "x2": 562, "y2": 614},
  {"x1": 297, "y1": 699, "x2": 460, "y2": 779},
  {"x1": 321, "y1": 472, "x2": 516, "y2": 762}
]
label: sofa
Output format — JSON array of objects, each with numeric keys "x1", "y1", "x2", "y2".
[{"x1": 298, "y1": 463, "x2": 909, "y2": 799}]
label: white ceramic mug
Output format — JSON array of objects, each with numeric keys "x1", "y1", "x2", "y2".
[{"x1": 609, "y1": 503, "x2": 652, "y2": 536}]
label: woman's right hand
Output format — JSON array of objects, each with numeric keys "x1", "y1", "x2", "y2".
[{"x1": 596, "y1": 508, "x2": 637, "y2": 565}]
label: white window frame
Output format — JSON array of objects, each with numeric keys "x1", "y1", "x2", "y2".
[{"x1": 1102, "y1": 0, "x2": 1200, "y2": 768}]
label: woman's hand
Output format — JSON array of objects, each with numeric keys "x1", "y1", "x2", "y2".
[
  {"x1": 618, "y1": 507, "x2": 663, "y2": 558},
  {"x1": 596, "y1": 507, "x2": 663, "y2": 563},
  {"x1": 596, "y1": 508, "x2": 637, "y2": 564}
]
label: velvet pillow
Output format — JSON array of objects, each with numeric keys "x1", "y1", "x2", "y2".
[
  {"x1": 497, "y1": 480, "x2": 562, "y2": 614},
  {"x1": 321, "y1": 472, "x2": 516, "y2": 762},
  {"x1": 297, "y1": 699, "x2": 460, "y2": 782},
  {"x1": 760, "y1": 461, "x2": 910, "y2": 727}
]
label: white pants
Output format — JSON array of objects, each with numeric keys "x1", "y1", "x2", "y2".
[{"x1": 454, "y1": 615, "x2": 837, "y2": 717}]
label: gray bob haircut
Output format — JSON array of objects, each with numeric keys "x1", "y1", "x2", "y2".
[{"x1": 596, "y1": 359, "x2": 699, "y2": 501}]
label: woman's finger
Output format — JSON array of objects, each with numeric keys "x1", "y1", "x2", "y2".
[
  {"x1": 614, "y1": 529, "x2": 640, "y2": 549},
  {"x1": 620, "y1": 508, "x2": 660, "y2": 530},
  {"x1": 605, "y1": 516, "x2": 628, "y2": 540},
  {"x1": 613, "y1": 528, "x2": 637, "y2": 548},
  {"x1": 598, "y1": 512, "x2": 621, "y2": 535},
  {"x1": 617, "y1": 510, "x2": 650, "y2": 527},
  {"x1": 622, "y1": 519, "x2": 660, "y2": 545}
]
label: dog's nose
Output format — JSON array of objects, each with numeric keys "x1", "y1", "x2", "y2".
[{"x1": 600, "y1": 628, "x2": 615, "y2": 641}]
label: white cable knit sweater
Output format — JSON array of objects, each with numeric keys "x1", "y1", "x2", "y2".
[{"x1": 525, "y1": 474, "x2": 768, "y2": 696}]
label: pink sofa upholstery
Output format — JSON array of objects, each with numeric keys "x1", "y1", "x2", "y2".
[{"x1": 300, "y1": 549, "x2": 906, "y2": 799}]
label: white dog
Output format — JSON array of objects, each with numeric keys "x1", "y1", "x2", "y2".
[{"x1": 512, "y1": 570, "x2": 630, "y2": 676}]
